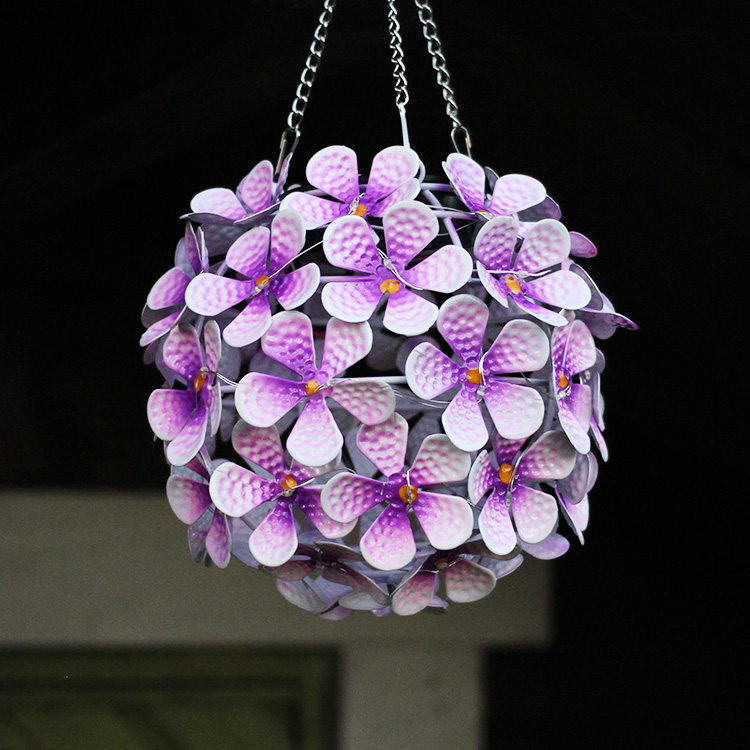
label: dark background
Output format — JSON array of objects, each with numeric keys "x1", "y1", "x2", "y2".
[{"x1": 2, "y1": 0, "x2": 744, "y2": 746}]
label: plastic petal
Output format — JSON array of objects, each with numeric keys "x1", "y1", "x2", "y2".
[
  {"x1": 443, "y1": 153, "x2": 486, "y2": 211},
  {"x1": 383, "y1": 288, "x2": 438, "y2": 336},
  {"x1": 412, "y1": 491, "x2": 473, "y2": 549},
  {"x1": 209, "y1": 461, "x2": 277, "y2": 516},
  {"x1": 356, "y1": 413, "x2": 408, "y2": 476},
  {"x1": 147, "y1": 267, "x2": 191, "y2": 310},
  {"x1": 382, "y1": 201, "x2": 438, "y2": 268},
  {"x1": 442, "y1": 388, "x2": 489, "y2": 452},
  {"x1": 306, "y1": 145, "x2": 359, "y2": 202},
  {"x1": 405, "y1": 342, "x2": 461, "y2": 399},
  {"x1": 488, "y1": 174, "x2": 547, "y2": 216},
  {"x1": 319, "y1": 317, "x2": 373, "y2": 378},
  {"x1": 166, "y1": 475, "x2": 212, "y2": 524},
  {"x1": 203, "y1": 319, "x2": 222, "y2": 374},
  {"x1": 410, "y1": 434, "x2": 471, "y2": 485},
  {"x1": 223, "y1": 293, "x2": 272, "y2": 348},
  {"x1": 473, "y1": 215, "x2": 519, "y2": 270},
  {"x1": 261, "y1": 311, "x2": 317, "y2": 377},
  {"x1": 514, "y1": 219, "x2": 571, "y2": 275},
  {"x1": 360, "y1": 502, "x2": 416, "y2": 570},
  {"x1": 231, "y1": 422, "x2": 285, "y2": 477},
  {"x1": 321, "y1": 279, "x2": 382, "y2": 322},
  {"x1": 184, "y1": 274, "x2": 251, "y2": 316},
  {"x1": 517, "y1": 430, "x2": 576, "y2": 482},
  {"x1": 483, "y1": 381, "x2": 544, "y2": 440},
  {"x1": 166, "y1": 403, "x2": 208, "y2": 466},
  {"x1": 444, "y1": 559, "x2": 497, "y2": 603},
  {"x1": 368, "y1": 177, "x2": 421, "y2": 216},
  {"x1": 280, "y1": 192, "x2": 345, "y2": 230},
  {"x1": 147, "y1": 389, "x2": 194, "y2": 440},
  {"x1": 237, "y1": 160, "x2": 274, "y2": 214},
  {"x1": 206, "y1": 511, "x2": 232, "y2": 568},
  {"x1": 437, "y1": 294, "x2": 488, "y2": 365},
  {"x1": 235, "y1": 372, "x2": 305, "y2": 427},
  {"x1": 268, "y1": 209, "x2": 306, "y2": 272},
  {"x1": 467, "y1": 450, "x2": 495, "y2": 504},
  {"x1": 190, "y1": 188, "x2": 245, "y2": 220},
  {"x1": 365, "y1": 145, "x2": 420, "y2": 201},
  {"x1": 295, "y1": 487, "x2": 357, "y2": 539},
  {"x1": 483, "y1": 319, "x2": 550, "y2": 375},
  {"x1": 162, "y1": 324, "x2": 202, "y2": 382},
  {"x1": 478, "y1": 490, "x2": 517, "y2": 556},
  {"x1": 226, "y1": 226, "x2": 271, "y2": 277},
  {"x1": 140, "y1": 309, "x2": 182, "y2": 347},
  {"x1": 391, "y1": 570, "x2": 437, "y2": 616},
  {"x1": 558, "y1": 384, "x2": 593, "y2": 454},
  {"x1": 328, "y1": 379, "x2": 395, "y2": 425},
  {"x1": 402, "y1": 244, "x2": 473, "y2": 292},
  {"x1": 526, "y1": 270, "x2": 591, "y2": 310},
  {"x1": 512, "y1": 485, "x2": 558, "y2": 544},
  {"x1": 249, "y1": 500, "x2": 298, "y2": 567},
  {"x1": 476, "y1": 262, "x2": 510, "y2": 307},
  {"x1": 274, "y1": 263, "x2": 320, "y2": 310},
  {"x1": 286, "y1": 397, "x2": 343, "y2": 466},
  {"x1": 321, "y1": 473, "x2": 385, "y2": 523},
  {"x1": 323, "y1": 214, "x2": 382, "y2": 273}
]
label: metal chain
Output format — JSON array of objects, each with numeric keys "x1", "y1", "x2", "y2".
[
  {"x1": 276, "y1": 0, "x2": 338, "y2": 177},
  {"x1": 413, "y1": 0, "x2": 472, "y2": 156},
  {"x1": 387, "y1": 0, "x2": 409, "y2": 113}
]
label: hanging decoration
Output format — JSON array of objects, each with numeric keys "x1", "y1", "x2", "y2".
[{"x1": 141, "y1": 0, "x2": 636, "y2": 619}]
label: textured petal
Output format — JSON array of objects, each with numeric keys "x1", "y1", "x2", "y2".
[
  {"x1": 190, "y1": 188, "x2": 245, "y2": 220},
  {"x1": 319, "y1": 317, "x2": 373, "y2": 378},
  {"x1": 206, "y1": 512, "x2": 232, "y2": 568},
  {"x1": 484, "y1": 381, "x2": 545, "y2": 440},
  {"x1": 306, "y1": 145, "x2": 359, "y2": 201},
  {"x1": 437, "y1": 294, "x2": 488, "y2": 365},
  {"x1": 445, "y1": 559, "x2": 497, "y2": 603},
  {"x1": 557, "y1": 451, "x2": 595, "y2": 505},
  {"x1": 476, "y1": 262, "x2": 510, "y2": 306},
  {"x1": 412, "y1": 491, "x2": 473, "y2": 549},
  {"x1": 322, "y1": 214, "x2": 382, "y2": 273},
  {"x1": 392, "y1": 571, "x2": 437, "y2": 616},
  {"x1": 261, "y1": 311, "x2": 317, "y2": 377},
  {"x1": 225, "y1": 226, "x2": 270, "y2": 277},
  {"x1": 382, "y1": 201, "x2": 438, "y2": 268},
  {"x1": 268, "y1": 209, "x2": 306, "y2": 272},
  {"x1": 473, "y1": 215, "x2": 519, "y2": 270},
  {"x1": 356, "y1": 413, "x2": 408, "y2": 476},
  {"x1": 562, "y1": 495, "x2": 590, "y2": 542},
  {"x1": 365, "y1": 145, "x2": 420, "y2": 201},
  {"x1": 209, "y1": 461, "x2": 277, "y2": 516},
  {"x1": 478, "y1": 489, "x2": 517, "y2": 556},
  {"x1": 360, "y1": 503, "x2": 415, "y2": 570},
  {"x1": 184, "y1": 274, "x2": 251, "y2": 316},
  {"x1": 222, "y1": 293, "x2": 272, "y2": 348},
  {"x1": 405, "y1": 342, "x2": 461, "y2": 399},
  {"x1": 443, "y1": 153, "x2": 486, "y2": 211},
  {"x1": 526, "y1": 270, "x2": 591, "y2": 310},
  {"x1": 562, "y1": 320, "x2": 597, "y2": 376},
  {"x1": 488, "y1": 173, "x2": 547, "y2": 215},
  {"x1": 328, "y1": 379, "x2": 395, "y2": 425},
  {"x1": 166, "y1": 475, "x2": 212, "y2": 524},
  {"x1": 569, "y1": 231, "x2": 598, "y2": 258},
  {"x1": 514, "y1": 219, "x2": 570, "y2": 275},
  {"x1": 558, "y1": 384, "x2": 593, "y2": 453},
  {"x1": 521, "y1": 532, "x2": 570, "y2": 560},
  {"x1": 231, "y1": 422, "x2": 285, "y2": 477},
  {"x1": 320, "y1": 279, "x2": 382, "y2": 322},
  {"x1": 368, "y1": 177, "x2": 421, "y2": 216},
  {"x1": 491, "y1": 434, "x2": 526, "y2": 467},
  {"x1": 514, "y1": 295, "x2": 569, "y2": 326},
  {"x1": 249, "y1": 500, "x2": 298, "y2": 567},
  {"x1": 280, "y1": 192, "x2": 346, "y2": 229},
  {"x1": 237, "y1": 160, "x2": 274, "y2": 214},
  {"x1": 295, "y1": 487, "x2": 357, "y2": 539},
  {"x1": 442, "y1": 388, "x2": 489, "y2": 452},
  {"x1": 517, "y1": 431, "x2": 576, "y2": 482},
  {"x1": 483, "y1": 319, "x2": 550, "y2": 375},
  {"x1": 147, "y1": 389, "x2": 194, "y2": 440},
  {"x1": 274, "y1": 263, "x2": 320, "y2": 310},
  {"x1": 512, "y1": 485, "x2": 558, "y2": 544},
  {"x1": 140, "y1": 309, "x2": 182, "y2": 346},
  {"x1": 402, "y1": 244, "x2": 473, "y2": 292},
  {"x1": 321, "y1": 473, "x2": 384, "y2": 523},
  {"x1": 235, "y1": 372, "x2": 305, "y2": 427},
  {"x1": 147, "y1": 267, "x2": 191, "y2": 310},
  {"x1": 166, "y1": 403, "x2": 208, "y2": 465},
  {"x1": 203, "y1": 320, "x2": 221, "y2": 373},
  {"x1": 162, "y1": 324, "x2": 201, "y2": 381},
  {"x1": 410, "y1": 434, "x2": 471, "y2": 485},
  {"x1": 383, "y1": 288, "x2": 438, "y2": 336},
  {"x1": 286, "y1": 397, "x2": 343, "y2": 466},
  {"x1": 467, "y1": 450, "x2": 495, "y2": 504}
]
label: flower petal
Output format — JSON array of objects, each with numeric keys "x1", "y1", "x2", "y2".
[
  {"x1": 514, "y1": 219, "x2": 570, "y2": 275},
  {"x1": 249, "y1": 500, "x2": 298, "y2": 567},
  {"x1": 223, "y1": 294, "x2": 272, "y2": 348},
  {"x1": 512, "y1": 485, "x2": 558, "y2": 544},
  {"x1": 306, "y1": 145, "x2": 359, "y2": 201},
  {"x1": 184, "y1": 274, "x2": 251, "y2": 316},
  {"x1": 206, "y1": 511, "x2": 232, "y2": 568},
  {"x1": 483, "y1": 319, "x2": 550, "y2": 375},
  {"x1": 237, "y1": 160, "x2": 274, "y2": 214},
  {"x1": 514, "y1": 295, "x2": 569, "y2": 326},
  {"x1": 517, "y1": 430, "x2": 577, "y2": 482},
  {"x1": 322, "y1": 214, "x2": 382, "y2": 273},
  {"x1": 356, "y1": 413, "x2": 408, "y2": 476},
  {"x1": 163, "y1": 324, "x2": 202, "y2": 382},
  {"x1": 287, "y1": 397, "x2": 343, "y2": 466},
  {"x1": 478, "y1": 490, "x2": 517, "y2": 556},
  {"x1": 410, "y1": 434, "x2": 471, "y2": 485},
  {"x1": 365, "y1": 145, "x2": 420, "y2": 201},
  {"x1": 140, "y1": 309, "x2": 182, "y2": 347},
  {"x1": 526, "y1": 270, "x2": 591, "y2": 310},
  {"x1": 328, "y1": 379, "x2": 395, "y2": 425},
  {"x1": 488, "y1": 174, "x2": 547, "y2": 216},
  {"x1": 473, "y1": 215, "x2": 519, "y2": 270},
  {"x1": 559, "y1": 319, "x2": 597, "y2": 377},
  {"x1": 445, "y1": 559, "x2": 497, "y2": 603},
  {"x1": 261, "y1": 311, "x2": 317, "y2": 377},
  {"x1": 558, "y1": 384, "x2": 593, "y2": 454},
  {"x1": 391, "y1": 570, "x2": 437, "y2": 616},
  {"x1": 368, "y1": 177, "x2": 421, "y2": 217},
  {"x1": 147, "y1": 267, "x2": 191, "y2": 310},
  {"x1": 443, "y1": 153, "x2": 486, "y2": 212},
  {"x1": 231, "y1": 422, "x2": 285, "y2": 477},
  {"x1": 405, "y1": 342, "x2": 461, "y2": 399},
  {"x1": 476, "y1": 262, "x2": 510, "y2": 307},
  {"x1": 412, "y1": 491, "x2": 473, "y2": 549},
  {"x1": 442, "y1": 388, "x2": 489, "y2": 452},
  {"x1": 268, "y1": 209, "x2": 306, "y2": 272},
  {"x1": 437, "y1": 294, "x2": 488, "y2": 365},
  {"x1": 383, "y1": 201, "x2": 438, "y2": 268},
  {"x1": 360, "y1": 502, "x2": 415, "y2": 571},
  {"x1": 274, "y1": 263, "x2": 321, "y2": 310},
  {"x1": 190, "y1": 188, "x2": 245, "y2": 220},
  {"x1": 295, "y1": 487, "x2": 357, "y2": 539},
  {"x1": 382, "y1": 288, "x2": 438, "y2": 336},
  {"x1": 321, "y1": 473, "x2": 384, "y2": 523},
  {"x1": 484, "y1": 381, "x2": 544, "y2": 440},
  {"x1": 319, "y1": 317, "x2": 373, "y2": 378},
  {"x1": 320, "y1": 279, "x2": 382, "y2": 322},
  {"x1": 235, "y1": 372, "x2": 305, "y2": 427},
  {"x1": 402, "y1": 244, "x2": 473, "y2": 292},
  {"x1": 209, "y1": 461, "x2": 277, "y2": 516},
  {"x1": 166, "y1": 403, "x2": 208, "y2": 466},
  {"x1": 226, "y1": 226, "x2": 271, "y2": 277},
  {"x1": 280, "y1": 193, "x2": 346, "y2": 229},
  {"x1": 147, "y1": 389, "x2": 194, "y2": 441},
  {"x1": 467, "y1": 450, "x2": 495, "y2": 504},
  {"x1": 166, "y1": 475, "x2": 212, "y2": 524}
]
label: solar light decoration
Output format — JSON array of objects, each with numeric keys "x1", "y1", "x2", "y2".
[{"x1": 142, "y1": 0, "x2": 636, "y2": 618}]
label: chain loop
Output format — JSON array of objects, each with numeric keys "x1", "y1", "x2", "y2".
[
  {"x1": 413, "y1": 0, "x2": 472, "y2": 156},
  {"x1": 276, "y1": 0, "x2": 338, "y2": 177},
  {"x1": 387, "y1": 0, "x2": 409, "y2": 113}
]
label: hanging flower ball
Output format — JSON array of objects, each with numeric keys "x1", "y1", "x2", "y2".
[{"x1": 142, "y1": 143, "x2": 635, "y2": 618}]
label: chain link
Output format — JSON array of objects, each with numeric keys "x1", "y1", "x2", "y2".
[
  {"x1": 387, "y1": 0, "x2": 409, "y2": 113},
  {"x1": 413, "y1": 0, "x2": 472, "y2": 156}
]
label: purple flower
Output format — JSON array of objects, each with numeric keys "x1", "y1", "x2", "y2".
[
  {"x1": 184, "y1": 209, "x2": 319, "y2": 347},
  {"x1": 468, "y1": 431, "x2": 576, "y2": 555},
  {"x1": 551, "y1": 317, "x2": 597, "y2": 453},
  {"x1": 556, "y1": 450, "x2": 596, "y2": 544},
  {"x1": 186, "y1": 159, "x2": 283, "y2": 225},
  {"x1": 140, "y1": 222, "x2": 208, "y2": 347},
  {"x1": 235, "y1": 311, "x2": 395, "y2": 466},
  {"x1": 147, "y1": 320, "x2": 222, "y2": 466},
  {"x1": 208, "y1": 423, "x2": 356, "y2": 567},
  {"x1": 166, "y1": 457, "x2": 232, "y2": 568},
  {"x1": 474, "y1": 216, "x2": 591, "y2": 326},
  {"x1": 405, "y1": 295, "x2": 549, "y2": 452},
  {"x1": 443, "y1": 153, "x2": 546, "y2": 220},
  {"x1": 320, "y1": 201, "x2": 473, "y2": 335},
  {"x1": 321, "y1": 413, "x2": 474, "y2": 570},
  {"x1": 280, "y1": 145, "x2": 421, "y2": 229}
]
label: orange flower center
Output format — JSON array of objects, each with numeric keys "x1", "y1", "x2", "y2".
[
  {"x1": 558, "y1": 372, "x2": 569, "y2": 390},
  {"x1": 379, "y1": 278, "x2": 400, "y2": 295},
  {"x1": 280, "y1": 474, "x2": 298, "y2": 492},
  {"x1": 305, "y1": 379, "x2": 320, "y2": 396},
  {"x1": 398, "y1": 484, "x2": 419, "y2": 504},
  {"x1": 193, "y1": 371, "x2": 207, "y2": 392},
  {"x1": 498, "y1": 462, "x2": 514, "y2": 484},
  {"x1": 254, "y1": 274, "x2": 270, "y2": 289},
  {"x1": 351, "y1": 202, "x2": 367, "y2": 217},
  {"x1": 466, "y1": 367, "x2": 482, "y2": 385},
  {"x1": 504, "y1": 274, "x2": 522, "y2": 294}
]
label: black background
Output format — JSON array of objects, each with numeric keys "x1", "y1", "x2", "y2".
[{"x1": 2, "y1": 0, "x2": 744, "y2": 745}]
